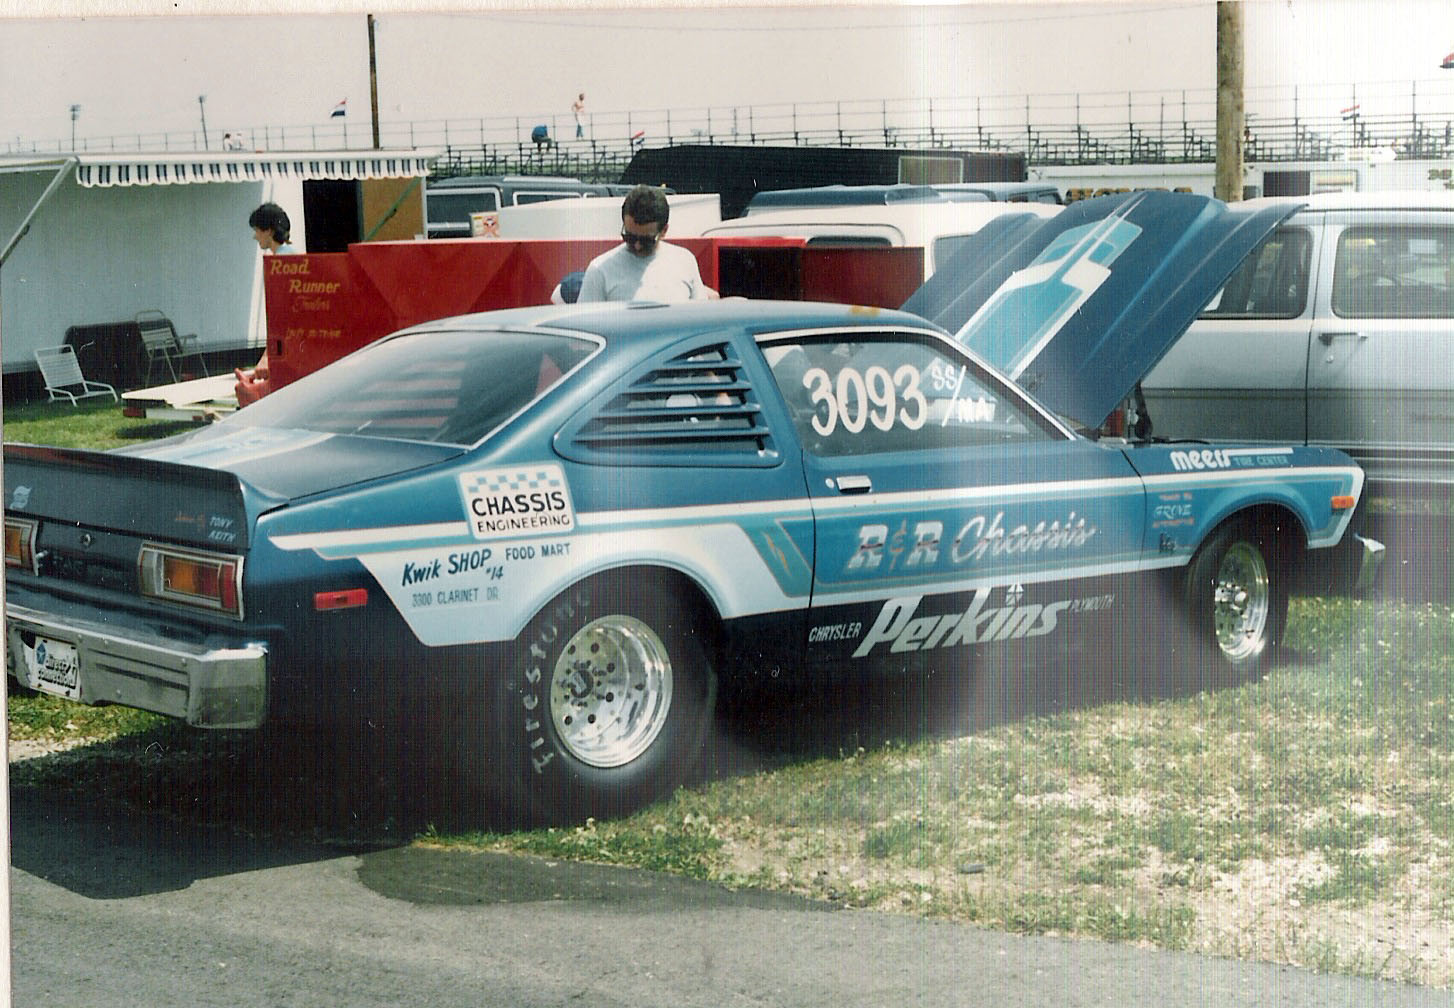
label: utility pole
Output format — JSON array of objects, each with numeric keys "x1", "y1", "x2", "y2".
[
  {"x1": 198, "y1": 94, "x2": 210, "y2": 150},
  {"x1": 1215, "y1": 1, "x2": 1244, "y2": 202},
  {"x1": 69, "y1": 104, "x2": 80, "y2": 150},
  {"x1": 368, "y1": 14, "x2": 381, "y2": 149}
]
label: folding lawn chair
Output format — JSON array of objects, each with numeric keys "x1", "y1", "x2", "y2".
[
  {"x1": 136, "y1": 309, "x2": 208, "y2": 384},
  {"x1": 34, "y1": 344, "x2": 117, "y2": 405}
]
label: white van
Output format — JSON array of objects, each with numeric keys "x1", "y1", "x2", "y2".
[{"x1": 701, "y1": 200, "x2": 1060, "y2": 277}]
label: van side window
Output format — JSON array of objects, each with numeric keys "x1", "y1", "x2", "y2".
[
  {"x1": 1200, "y1": 227, "x2": 1312, "y2": 319},
  {"x1": 1332, "y1": 225, "x2": 1454, "y2": 319}
]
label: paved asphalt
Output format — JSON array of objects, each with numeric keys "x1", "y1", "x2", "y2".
[{"x1": 10, "y1": 787, "x2": 1452, "y2": 1008}]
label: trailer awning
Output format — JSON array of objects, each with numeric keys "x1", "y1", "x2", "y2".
[
  {"x1": 0, "y1": 150, "x2": 437, "y2": 188},
  {"x1": 70, "y1": 151, "x2": 438, "y2": 188}
]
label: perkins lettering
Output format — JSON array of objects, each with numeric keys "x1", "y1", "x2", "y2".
[{"x1": 853, "y1": 590, "x2": 1076, "y2": 658}]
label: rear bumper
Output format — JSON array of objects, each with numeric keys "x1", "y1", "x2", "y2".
[{"x1": 6, "y1": 601, "x2": 268, "y2": 729}]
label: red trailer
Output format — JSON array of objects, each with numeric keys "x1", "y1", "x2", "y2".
[{"x1": 259, "y1": 236, "x2": 925, "y2": 391}]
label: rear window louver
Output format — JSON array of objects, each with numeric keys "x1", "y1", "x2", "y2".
[{"x1": 558, "y1": 343, "x2": 780, "y2": 467}]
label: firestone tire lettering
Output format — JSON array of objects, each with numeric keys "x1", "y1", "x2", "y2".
[{"x1": 501, "y1": 580, "x2": 717, "y2": 824}]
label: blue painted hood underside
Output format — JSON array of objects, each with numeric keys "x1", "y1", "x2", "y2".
[{"x1": 902, "y1": 191, "x2": 1301, "y2": 427}]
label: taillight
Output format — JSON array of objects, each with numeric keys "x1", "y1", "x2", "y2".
[
  {"x1": 4, "y1": 517, "x2": 37, "y2": 573},
  {"x1": 138, "y1": 543, "x2": 243, "y2": 618}
]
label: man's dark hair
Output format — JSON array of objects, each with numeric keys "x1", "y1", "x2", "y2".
[
  {"x1": 621, "y1": 185, "x2": 669, "y2": 229},
  {"x1": 248, "y1": 202, "x2": 291, "y2": 244}
]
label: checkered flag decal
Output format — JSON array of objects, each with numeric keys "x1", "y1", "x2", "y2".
[{"x1": 462, "y1": 469, "x2": 563, "y2": 497}]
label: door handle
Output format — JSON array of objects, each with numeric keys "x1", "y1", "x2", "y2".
[
  {"x1": 834, "y1": 475, "x2": 872, "y2": 494},
  {"x1": 1317, "y1": 330, "x2": 1360, "y2": 345}
]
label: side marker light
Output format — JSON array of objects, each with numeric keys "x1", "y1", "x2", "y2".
[{"x1": 315, "y1": 588, "x2": 368, "y2": 611}]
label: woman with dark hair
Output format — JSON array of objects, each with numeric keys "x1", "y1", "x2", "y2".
[
  {"x1": 236, "y1": 203, "x2": 296, "y2": 405},
  {"x1": 248, "y1": 202, "x2": 294, "y2": 254}
]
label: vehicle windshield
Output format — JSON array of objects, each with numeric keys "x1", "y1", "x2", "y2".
[{"x1": 231, "y1": 328, "x2": 596, "y2": 445}]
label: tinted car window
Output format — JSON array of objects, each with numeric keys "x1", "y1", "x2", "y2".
[
  {"x1": 428, "y1": 190, "x2": 501, "y2": 221},
  {"x1": 234, "y1": 329, "x2": 595, "y2": 445},
  {"x1": 803, "y1": 235, "x2": 893, "y2": 248},
  {"x1": 763, "y1": 334, "x2": 1052, "y2": 457},
  {"x1": 1201, "y1": 226, "x2": 1312, "y2": 319},
  {"x1": 1332, "y1": 224, "x2": 1454, "y2": 319}
]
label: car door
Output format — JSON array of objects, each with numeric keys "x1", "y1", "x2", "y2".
[
  {"x1": 1309, "y1": 212, "x2": 1454, "y2": 485},
  {"x1": 760, "y1": 327, "x2": 1145, "y2": 671},
  {"x1": 1141, "y1": 218, "x2": 1322, "y2": 444}
]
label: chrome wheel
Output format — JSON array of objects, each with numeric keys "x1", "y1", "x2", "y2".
[
  {"x1": 549, "y1": 614, "x2": 674, "y2": 769},
  {"x1": 1211, "y1": 539, "x2": 1271, "y2": 663}
]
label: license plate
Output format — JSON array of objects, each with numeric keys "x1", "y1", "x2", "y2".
[{"x1": 21, "y1": 634, "x2": 81, "y2": 701}]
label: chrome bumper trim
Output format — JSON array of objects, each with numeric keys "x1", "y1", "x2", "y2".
[
  {"x1": 5, "y1": 602, "x2": 267, "y2": 729},
  {"x1": 1352, "y1": 534, "x2": 1386, "y2": 595}
]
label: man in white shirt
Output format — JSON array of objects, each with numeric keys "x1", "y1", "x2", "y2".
[{"x1": 577, "y1": 185, "x2": 717, "y2": 303}]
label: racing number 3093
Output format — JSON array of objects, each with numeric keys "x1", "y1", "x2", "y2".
[{"x1": 803, "y1": 365, "x2": 926, "y2": 437}]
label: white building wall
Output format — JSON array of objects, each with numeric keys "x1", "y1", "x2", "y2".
[{"x1": 1, "y1": 173, "x2": 307, "y2": 374}]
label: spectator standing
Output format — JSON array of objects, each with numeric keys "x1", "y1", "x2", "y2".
[
  {"x1": 572, "y1": 92, "x2": 586, "y2": 139},
  {"x1": 577, "y1": 185, "x2": 717, "y2": 303},
  {"x1": 234, "y1": 202, "x2": 295, "y2": 406}
]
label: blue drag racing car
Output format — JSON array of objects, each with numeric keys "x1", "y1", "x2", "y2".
[{"x1": 5, "y1": 193, "x2": 1381, "y2": 821}]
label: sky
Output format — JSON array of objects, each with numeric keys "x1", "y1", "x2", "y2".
[{"x1": 2, "y1": 1, "x2": 1453, "y2": 151}]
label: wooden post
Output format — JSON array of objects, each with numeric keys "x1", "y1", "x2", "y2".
[
  {"x1": 368, "y1": 14, "x2": 381, "y2": 150},
  {"x1": 1215, "y1": 1, "x2": 1245, "y2": 202}
]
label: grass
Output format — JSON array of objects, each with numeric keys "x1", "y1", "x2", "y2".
[
  {"x1": 3, "y1": 398, "x2": 193, "y2": 451},
  {"x1": 429, "y1": 601, "x2": 1454, "y2": 988},
  {"x1": 7, "y1": 689, "x2": 165, "y2": 742},
  {"x1": 7, "y1": 399, "x2": 1454, "y2": 988}
]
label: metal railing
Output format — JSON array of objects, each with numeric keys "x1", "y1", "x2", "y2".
[{"x1": 10, "y1": 79, "x2": 1454, "y2": 181}]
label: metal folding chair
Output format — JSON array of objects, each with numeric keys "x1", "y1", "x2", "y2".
[
  {"x1": 135, "y1": 309, "x2": 208, "y2": 384},
  {"x1": 34, "y1": 344, "x2": 117, "y2": 405}
]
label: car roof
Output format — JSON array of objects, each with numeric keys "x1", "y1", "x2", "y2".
[
  {"x1": 400, "y1": 299, "x2": 942, "y2": 351},
  {"x1": 1244, "y1": 190, "x2": 1454, "y2": 213},
  {"x1": 704, "y1": 201, "x2": 1059, "y2": 243},
  {"x1": 932, "y1": 182, "x2": 1063, "y2": 202},
  {"x1": 743, "y1": 184, "x2": 966, "y2": 214}
]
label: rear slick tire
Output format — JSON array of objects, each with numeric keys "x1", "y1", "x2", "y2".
[
  {"x1": 1181, "y1": 518, "x2": 1288, "y2": 685},
  {"x1": 500, "y1": 581, "x2": 716, "y2": 825}
]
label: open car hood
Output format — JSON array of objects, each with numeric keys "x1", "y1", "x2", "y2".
[{"x1": 901, "y1": 191, "x2": 1301, "y2": 427}]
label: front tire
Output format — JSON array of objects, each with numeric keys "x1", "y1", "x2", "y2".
[
  {"x1": 1181, "y1": 518, "x2": 1289, "y2": 683},
  {"x1": 501, "y1": 580, "x2": 716, "y2": 824}
]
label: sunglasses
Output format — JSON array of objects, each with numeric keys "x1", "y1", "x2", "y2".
[{"x1": 620, "y1": 230, "x2": 661, "y2": 250}]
